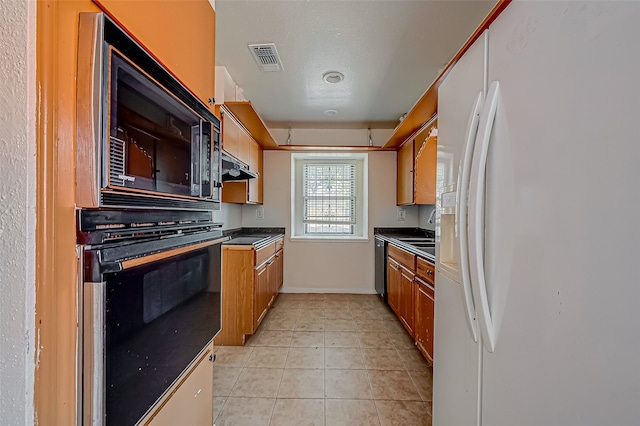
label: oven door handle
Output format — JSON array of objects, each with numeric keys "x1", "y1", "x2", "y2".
[{"x1": 120, "y1": 236, "x2": 229, "y2": 270}]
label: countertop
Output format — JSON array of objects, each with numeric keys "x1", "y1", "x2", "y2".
[
  {"x1": 374, "y1": 227, "x2": 435, "y2": 263},
  {"x1": 222, "y1": 227, "x2": 285, "y2": 250}
]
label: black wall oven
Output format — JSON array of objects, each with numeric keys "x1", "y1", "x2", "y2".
[
  {"x1": 78, "y1": 209, "x2": 227, "y2": 425},
  {"x1": 77, "y1": 13, "x2": 222, "y2": 211}
]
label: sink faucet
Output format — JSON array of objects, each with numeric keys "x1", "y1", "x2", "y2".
[{"x1": 427, "y1": 207, "x2": 437, "y2": 225}]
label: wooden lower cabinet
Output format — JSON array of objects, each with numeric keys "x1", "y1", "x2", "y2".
[
  {"x1": 415, "y1": 278, "x2": 435, "y2": 364},
  {"x1": 254, "y1": 262, "x2": 270, "y2": 330},
  {"x1": 216, "y1": 238, "x2": 284, "y2": 346},
  {"x1": 387, "y1": 258, "x2": 400, "y2": 314},
  {"x1": 274, "y1": 249, "x2": 284, "y2": 291},
  {"x1": 388, "y1": 243, "x2": 435, "y2": 365},
  {"x1": 140, "y1": 343, "x2": 214, "y2": 426},
  {"x1": 398, "y1": 267, "x2": 415, "y2": 337}
]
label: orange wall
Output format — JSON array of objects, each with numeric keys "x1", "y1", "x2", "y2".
[
  {"x1": 35, "y1": 1, "x2": 215, "y2": 423},
  {"x1": 36, "y1": 3, "x2": 100, "y2": 424},
  {"x1": 95, "y1": 0, "x2": 216, "y2": 109}
]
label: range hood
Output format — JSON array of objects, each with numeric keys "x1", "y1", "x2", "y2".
[{"x1": 221, "y1": 153, "x2": 258, "y2": 181}]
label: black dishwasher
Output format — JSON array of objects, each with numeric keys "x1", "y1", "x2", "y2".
[{"x1": 375, "y1": 236, "x2": 388, "y2": 302}]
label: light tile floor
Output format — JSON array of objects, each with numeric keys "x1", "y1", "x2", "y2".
[{"x1": 213, "y1": 293, "x2": 433, "y2": 426}]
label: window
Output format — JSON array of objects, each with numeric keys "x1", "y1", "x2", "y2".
[
  {"x1": 303, "y1": 163, "x2": 355, "y2": 235},
  {"x1": 292, "y1": 153, "x2": 367, "y2": 239}
]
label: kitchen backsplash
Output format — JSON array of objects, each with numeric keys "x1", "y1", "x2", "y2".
[{"x1": 418, "y1": 204, "x2": 436, "y2": 231}]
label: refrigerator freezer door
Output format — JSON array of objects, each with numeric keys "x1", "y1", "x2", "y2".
[
  {"x1": 434, "y1": 31, "x2": 487, "y2": 426},
  {"x1": 481, "y1": 2, "x2": 640, "y2": 425},
  {"x1": 456, "y1": 91, "x2": 483, "y2": 343},
  {"x1": 437, "y1": 30, "x2": 488, "y2": 220}
]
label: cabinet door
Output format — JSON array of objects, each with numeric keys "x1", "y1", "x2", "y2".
[
  {"x1": 248, "y1": 139, "x2": 263, "y2": 204},
  {"x1": 143, "y1": 344, "x2": 213, "y2": 426},
  {"x1": 414, "y1": 133, "x2": 437, "y2": 205},
  {"x1": 253, "y1": 263, "x2": 269, "y2": 330},
  {"x1": 275, "y1": 249, "x2": 284, "y2": 291},
  {"x1": 387, "y1": 259, "x2": 400, "y2": 314},
  {"x1": 95, "y1": 0, "x2": 216, "y2": 109},
  {"x1": 222, "y1": 112, "x2": 239, "y2": 159},
  {"x1": 238, "y1": 127, "x2": 252, "y2": 166},
  {"x1": 397, "y1": 140, "x2": 415, "y2": 205},
  {"x1": 415, "y1": 278, "x2": 435, "y2": 365},
  {"x1": 399, "y1": 267, "x2": 415, "y2": 337},
  {"x1": 267, "y1": 257, "x2": 277, "y2": 307}
]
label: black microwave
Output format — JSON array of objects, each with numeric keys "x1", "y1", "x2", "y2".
[{"x1": 77, "y1": 13, "x2": 221, "y2": 210}]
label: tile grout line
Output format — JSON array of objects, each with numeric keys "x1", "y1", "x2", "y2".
[
  {"x1": 323, "y1": 329, "x2": 326, "y2": 426},
  {"x1": 359, "y1": 303, "x2": 384, "y2": 426}
]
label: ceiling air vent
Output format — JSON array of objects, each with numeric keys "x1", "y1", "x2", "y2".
[{"x1": 248, "y1": 43, "x2": 283, "y2": 72}]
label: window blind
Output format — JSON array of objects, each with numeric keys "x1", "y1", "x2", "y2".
[{"x1": 302, "y1": 163, "x2": 356, "y2": 235}]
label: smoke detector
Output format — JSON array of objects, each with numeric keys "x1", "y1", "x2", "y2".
[
  {"x1": 322, "y1": 71, "x2": 344, "y2": 84},
  {"x1": 248, "y1": 43, "x2": 283, "y2": 72}
]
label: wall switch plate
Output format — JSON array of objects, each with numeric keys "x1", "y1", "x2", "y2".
[
  {"x1": 397, "y1": 208, "x2": 406, "y2": 221},
  {"x1": 256, "y1": 206, "x2": 264, "y2": 220}
]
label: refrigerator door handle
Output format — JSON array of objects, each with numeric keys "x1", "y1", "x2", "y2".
[
  {"x1": 455, "y1": 91, "x2": 484, "y2": 343},
  {"x1": 469, "y1": 81, "x2": 500, "y2": 353}
]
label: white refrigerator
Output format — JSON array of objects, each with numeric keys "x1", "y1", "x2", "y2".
[{"x1": 433, "y1": 2, "x2": 640, "y2": 425}]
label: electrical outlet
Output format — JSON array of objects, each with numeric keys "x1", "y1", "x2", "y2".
[
  {"x1": 397, "y1": 208, "x2": 406, "y2": 221},
  {"x1": 256, "y1": 206, "x2": 264, "y2": 220}
]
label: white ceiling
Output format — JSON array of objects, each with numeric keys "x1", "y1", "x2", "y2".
[{"x1": 215, "y1": 0, "x2": 496, "y2": 129}]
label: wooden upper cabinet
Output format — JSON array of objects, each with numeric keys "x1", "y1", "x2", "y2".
[
  {"x1": 221, "y1": 139, "x2": 263, "y2": 205},
  {"x1": 221, "y1": 111, "x2": 240, "y2": 161},
  {"x1": 396, "y1": 123, "x2": 438, "y2": 206},
  {"x1": 222, "y1": 122, "x2": 263, "y2": 205},
  {"x1": 397, "y1": 140, "x2": 415, "y2": 205},
  {"x1": 414, "y1": 132, "x2": 437, "y2": 205},
  {"x1": 238, "y1": 128, "x2": 252, "y2": 167},
  {"x1": 220, "y1": 107, "x2": 252, "y2": 166},
  {"x1": 95, "y1": 0, "x2": 216, "y2": 109},
  {"x1": 248, "y1": 139, "x2": 263, "y2": 204}
]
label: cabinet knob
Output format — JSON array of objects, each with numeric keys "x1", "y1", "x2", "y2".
[
  {"x1": 427, "y1": 270, "x2": 433, "y2": 276},
  {"x1": 209, "y1": 354, "x2": 216, "y2": 362}
]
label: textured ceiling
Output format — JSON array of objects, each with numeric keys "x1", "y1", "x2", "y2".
[{"x1": 216, "y1": 0, "x2": 496, "y2": 128}]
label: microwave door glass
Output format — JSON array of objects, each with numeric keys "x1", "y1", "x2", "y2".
[
  {"x1": 108, "y1": 50, "x2": 201, "y2": 197},
  {"x1": 200, "y1": 121, "x2": 213, "y2": 198}
]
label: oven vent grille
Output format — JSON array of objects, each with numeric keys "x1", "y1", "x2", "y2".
[
  {"x1": 109, "y1": 136, "x2": 126, "y2": 186},
  {"x1": 248, "y1": 43, "x2": 283, "y2": 72}
]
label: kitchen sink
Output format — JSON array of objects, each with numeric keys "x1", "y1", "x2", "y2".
[
  {"x1": 411, "y1": 243, "x2": 436, "y2": 248},
  {"x1": 397, "y1": 237, "x2": 435, "y2": 243}
]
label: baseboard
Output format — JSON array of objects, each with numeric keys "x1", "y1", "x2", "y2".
[{"x1": 280, "y1": 286, "x2": 377, "y2": 295}]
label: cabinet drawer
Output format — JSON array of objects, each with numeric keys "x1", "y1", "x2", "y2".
[
  {"x1": 141, "y1": 344, "x2": 213, "y2": 425},
  {"x1": 389, "y1": 244, "x2": 416, "y2": 271},
  {"x1": 255, "y1": 242, "x2": 275, "y2": 266},
  {"x1": 275, "y1": 237, "x2": 284, "y2": 252},
  {"x1": 416, "y1": 257, "x2": 435, "y2": 285}
]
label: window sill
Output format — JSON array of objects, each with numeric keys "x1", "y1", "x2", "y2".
[{"x1": 289, "y1": 235, "x2": 369, "y2": 243}]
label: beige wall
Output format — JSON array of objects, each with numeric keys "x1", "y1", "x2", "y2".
[
  {"x1": 418, "y1": 204, "x2": 437, "y2": 231},
  {"x1": 215, "y1": 202, "x2": 243, "y2": 230},
  {"x1": 241, "y1": 149, "x2": 419, "y2": 293},
  {"x1": 0, "y1": 0, "x2": 36, "y2": 423}
]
